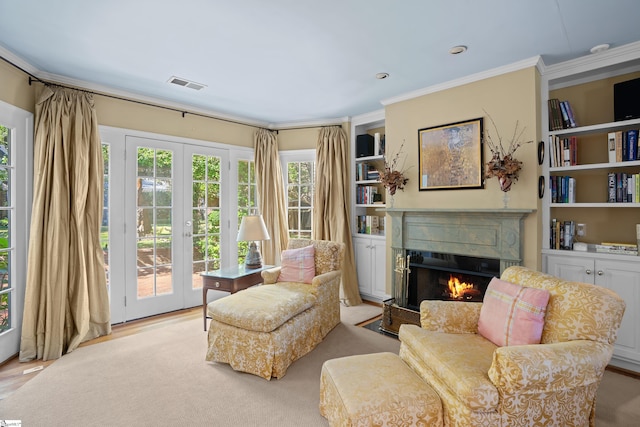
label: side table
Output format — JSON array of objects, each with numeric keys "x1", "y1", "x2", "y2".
[{"x1": 201, "y1": 264, "x2": 275, "y2": 330}]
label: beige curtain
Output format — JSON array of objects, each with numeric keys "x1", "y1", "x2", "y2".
[
  {"x1": 254, "y1": 128, "x2": 289, "y2": 264},
  {"x1": 20, "y1": 86, "x2": 111, "y2": 362},
  {"x1": 315, "y1": 126, "x2": 362, "y2": 306}
]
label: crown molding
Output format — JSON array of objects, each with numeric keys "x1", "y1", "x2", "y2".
[
  {"x1": 270, "y1": 116, "x2": 349, "y2": 130},
  {"x1": 34, "y1": 70, "x2": 272, "y2": 128},
  {"x1": 543, "y1": 40, "x2": 640, "y2": 90},
  {"x1": 381, "y1": 56, "x2": 543, "y2": 107}
]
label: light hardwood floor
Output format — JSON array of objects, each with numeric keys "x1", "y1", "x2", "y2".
[{"x1": 0, "y1": 307, "x2": 201, "y2": 401}]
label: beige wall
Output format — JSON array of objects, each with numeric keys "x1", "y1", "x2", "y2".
[
  {"x1": 0, "y1": 60, "x2": 35, "y2": 112},
  {"x1": 384, "y1": 67, "x2": 542, "y2": 280}
]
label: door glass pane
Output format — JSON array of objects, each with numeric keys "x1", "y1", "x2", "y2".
[
  {"x1": 237, "y1": 160, "x2": 256, "y2": 266},
  {"x1": 0, "y1": 124, "x2": 12, "y2": 333},
  {"x1": 136, "y1": 147, "x2": 173, "y2": 299},
  {"x1": 286, "y1": 161, "x2": 314, "y2": 238},
  {"x1": 192, "y1": 153, "x2": 222, "y2": 286}
]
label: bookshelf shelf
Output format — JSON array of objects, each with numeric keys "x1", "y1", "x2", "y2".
[
  {"x1": 550, "y1": 202, "x2": 640, "y2": 208},
  {"x1": 550, "y1": 160, "x2": 640, "y2": 172},
  {"x1": 549, "y1": 117, "x2": 640, "y2": 137}
]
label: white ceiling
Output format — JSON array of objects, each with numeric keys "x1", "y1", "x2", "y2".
[{"x1": 1, "y1": 0, "x2": 640, "y2": 128}]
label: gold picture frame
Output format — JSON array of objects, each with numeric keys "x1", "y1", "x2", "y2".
[{"x1": 418, "y1": 118, "x2": 484, "y2": 191}]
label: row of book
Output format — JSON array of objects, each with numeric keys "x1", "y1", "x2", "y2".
[
  {"x1": 355, "y1": 162, "x2": 380, "y2": 181},
  {"x1": 595, "y1": 242, "x2": 638, "y2": 256},
  {"x1": 550, "y1": 219, "x2": 575, "y2": 250},
  {"x1": 608, "y1": 172, "x2": 640, "y2": 203},
  {"x1": 356, "y1": 215, "x2": 384, "y2": 235},
  {"x1": 607, "y1": 129, "x2": 639, "y2": 162},
  {"x1": 548, "y1": 135, "x2": 578, "y2": 167},
  {"x1": 548, "y1": 98, "x2": 578, "y2": 131},
  {"x1": 356, "y1": 185, "x2": 380, "y2": 205},
  {"x1": 550, "y1": 176, "x2": 576, "y2": 203}
]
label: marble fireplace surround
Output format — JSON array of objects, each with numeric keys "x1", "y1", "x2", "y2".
[{"x1": 386, "y1": 208, "x2": 533, "y2": 307}]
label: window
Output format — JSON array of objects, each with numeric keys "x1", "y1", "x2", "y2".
[
  {"x1": 102, "y1": 143, "x2": 110, "y2": 296},
  {"x1": 237, "y1": 159, "x2": 257, "y2": 265},
  {"x1": 281, "y1": 150, "x2": 315, "y2": 239}
]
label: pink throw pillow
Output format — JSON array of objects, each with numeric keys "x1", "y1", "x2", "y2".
[
  {"x1": 277, "y1": 245, "x2": 315, "y2": 284},
  {"x1": 478, "y1": 277, "x2": 550, "y2": 346}
]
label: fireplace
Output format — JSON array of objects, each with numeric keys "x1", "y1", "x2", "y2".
[
  {"x1": 405, "y1": 250, "x2": 499, "y2": 311},
  {"x1": 381, "y1": 208, "x2": 532, "y2": 335}
]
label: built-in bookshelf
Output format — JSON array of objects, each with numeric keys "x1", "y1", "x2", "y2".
[
  {"x1": 351, "y1": 110, "x2": 389, "y2": 302},
  {"x1": 542, "y1": 58, "x2": 640, "y2": 372}
]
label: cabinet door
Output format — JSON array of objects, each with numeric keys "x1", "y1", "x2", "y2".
[
  {"x1": 595, "y1": 259, "x2": 640, "y2": 366},
  {"x1": 370, "y1": 239, "x2": 387, "y2": 299},
  {"x1": 545, "y1": 255, "x2": 595, "y2": 283},
  {"x1": 353, "y1": 237, "x2": 372, "y2": 295}
]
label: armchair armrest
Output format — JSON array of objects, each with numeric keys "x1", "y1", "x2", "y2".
[
  {"x1": 488, "y1": 340, "x2": 613, "y2": 394},
  {"x1": 261, "y1": 266, "x2": 282, "y2": 284},
  {"x1": 311, "y1": 270, "x2": 341, "y2": 287},
  {"x1": 420, "y1": 300, "x2": 482, "y2": 333}
]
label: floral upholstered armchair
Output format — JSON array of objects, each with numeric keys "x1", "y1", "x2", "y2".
[
  {"x1": 206, "y1": 238, "x2": 344, "y2": 379},
  {"x1": 398, "y1": 266, "x2": 626, "y2": 426}
]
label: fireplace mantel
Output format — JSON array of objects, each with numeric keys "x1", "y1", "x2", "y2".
[{"x1": 386, "y1": 208, "x2": 533, "y2": 306}]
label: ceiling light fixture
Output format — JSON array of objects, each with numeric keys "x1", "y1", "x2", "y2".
[
  {"x1": 449, "y1": 45, "x2": 467, "y2": 55},
  {"x1": 376, "y1": 72, "x2": 389, "y2": 80},
  {"x1": 590, "y1": 43, "x2": 610, "y2": 54}
]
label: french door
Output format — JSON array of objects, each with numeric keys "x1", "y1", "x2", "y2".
[
  {"x1": 124, "y1": 136, "x2": 228, "y2": 321},
  {"x1": 0, "y1": 101, "x2": 32, "y2": 363}
]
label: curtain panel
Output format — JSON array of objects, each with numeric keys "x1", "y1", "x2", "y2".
[
  {"x1": 20, "y1": 86, "x2": 111, "y2": 361},
  {"x1": 314, "y1": 126, "x2": 362, "y2": 306},
  {"x1": 254, "y1": 128, "x2": 289, "y2": 265}
]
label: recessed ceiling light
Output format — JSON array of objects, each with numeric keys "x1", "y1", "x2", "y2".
[
  {"x1": 376, "y1": 72, "x2": 389, "y2": 80},
  {"x1": 590, "y1": 43, "x2": 610, "y2": 54},
  {"x1": 449, "y1": 45, "x2": 467, "y2": 55}
]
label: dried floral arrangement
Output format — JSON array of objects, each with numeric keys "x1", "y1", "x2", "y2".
[
  {"x1": 378, "y1": 141, "x2": 409, "y2": 196},
  {"x1": 484, "y1": 112, "x2": 532, "y2": 191}
]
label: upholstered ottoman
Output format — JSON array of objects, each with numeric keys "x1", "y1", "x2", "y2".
[
  {"x1": 206, "y1": 283, "x2": 323, "y2": 379},
  {"x1": 319, "y1": 352, "x2": 443, "y2": 426}
]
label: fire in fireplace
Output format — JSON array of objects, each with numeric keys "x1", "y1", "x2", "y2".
[{"x1": 405, "y1": 251, "x2": 499, "y2": 311}]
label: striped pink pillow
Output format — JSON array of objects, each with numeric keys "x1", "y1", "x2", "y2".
[
  {"x1": 478, "y1": 277, "x2": 550, "y2": 346},
  {"x1": 277, "y1": 245, "x2": 315, "y2": 284}
]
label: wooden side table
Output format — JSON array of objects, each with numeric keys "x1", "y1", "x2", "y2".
[{"x1": 201, "y1": 264, "x2": 275, "y2": 330}]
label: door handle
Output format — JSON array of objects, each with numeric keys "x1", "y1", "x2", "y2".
[{"x1": 185, "y1": 231, "x2": 192, "y2": 238}]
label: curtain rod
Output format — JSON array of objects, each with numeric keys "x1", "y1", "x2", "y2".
[{"x1": 2, "y1": 54, "x2": 342, "y2": 134}]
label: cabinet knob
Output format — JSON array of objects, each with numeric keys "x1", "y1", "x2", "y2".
[
  {"x1": 215, "y1": 281, "x2": 220, "y2": 288},
  {"x1": 585, "y1": 269, "x2": 592, "y2": 275},
  {"x1": 597, "y1": 270, "x2": 604, "y2": 276}
]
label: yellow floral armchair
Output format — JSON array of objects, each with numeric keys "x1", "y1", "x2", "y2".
[
  {"x1": 206, "y1": 239, "x2": 344, "y2": 379},
  {"x1": 398, "y1": 266, "x2": 626, "y2": 427}
]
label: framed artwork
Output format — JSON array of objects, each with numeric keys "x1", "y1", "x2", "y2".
[{"x1": 418, "y1": 118, "x2": 484, "y2": 191}]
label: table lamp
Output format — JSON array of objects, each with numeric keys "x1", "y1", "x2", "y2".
[{"x1": 237, "y1": 212, "x2": 271, "y2": 268}]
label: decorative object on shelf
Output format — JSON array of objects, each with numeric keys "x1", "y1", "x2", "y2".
[
  {"x1": 484, "y1": 113, "x2": 532, "y2": 195},
  {"x1": 418, "y1": 118, "x2": 484, "y2": 191},
  {"x1": 378, "y1": 141, "x2": 409, "y2": 197}
]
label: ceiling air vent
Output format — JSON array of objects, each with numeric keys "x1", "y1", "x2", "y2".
[{"x1": 167, "y1": 76, "x2": 207, "y2": 91}]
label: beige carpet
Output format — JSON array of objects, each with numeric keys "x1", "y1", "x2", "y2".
[
  {"x1": 339, "y1": 302, "x2": 381, "y2": 325},
  {"x1": 0, "y1": 316, "x2": 638, "y2": 427}
]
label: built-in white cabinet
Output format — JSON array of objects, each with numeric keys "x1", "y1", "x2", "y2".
[
  {"x1": 544, "y1": 252, "x2": 640, "y2": 372},
  {"x1": 353, "y1": 235, "x2": 388, "y2": 302}
]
